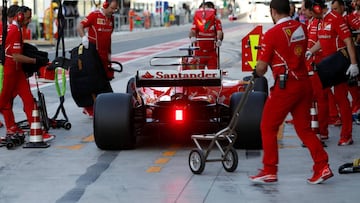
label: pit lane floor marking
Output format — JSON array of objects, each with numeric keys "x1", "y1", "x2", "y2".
[
  {"x1": 55, "y1": 134, "x2": 94, "y2": 150},
  {"x1": 146, "y1": 144, "x2": 181, "y2": 173}
]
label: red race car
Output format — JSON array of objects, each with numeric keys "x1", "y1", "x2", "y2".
[
  {"x1": 94, "y1": 25, "x2": 268, "y2": 150},
  {"x1": 93, "y1": 47, "x2": 267, "y2": 150}
]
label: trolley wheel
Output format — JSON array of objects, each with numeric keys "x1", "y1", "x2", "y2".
[
  {"x1": 222, "y1": 147, "x2": 238, "y2": 172},
  {"x1": 6, "y1": 141, "x2": 15, "y2": 149},
  {"x1": 63, "y1": 122, "x2": 72, "y2": 130},
  {"x1": 189, "y1": 149, "x2": 206, "y2": 174}
]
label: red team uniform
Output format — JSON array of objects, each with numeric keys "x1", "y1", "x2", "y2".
[
  {"x1": 0, "y1": 23, "x2": 35, "y2": 131},
  {"x1": 317, "y1": 10, "x2": 354, "y2": 143},
  {"x1": 257, "y1": 17, "x2": 329, "y2": 175},
  {"x1": 80, "y1": 9, "x2": 114, "y2": 80},
  {"x1": 191, "y1": 8, "x2": 222, "y2": 69},
  {"x1": 344, "y1": 11, "x2": 360, "y2": 115},
  {"x1": 306, "y1": 17, "x2": 331, "y2": 138}
]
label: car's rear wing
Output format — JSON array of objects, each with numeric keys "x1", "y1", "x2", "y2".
[{"x1": 136, "y1": 69, "x2": 222, "y2": 87}]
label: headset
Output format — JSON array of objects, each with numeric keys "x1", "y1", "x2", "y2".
[
  {"x1": 311, "y1": 0, "x2": 325, "y2": 14},
  {"x1": 103, "y1": 0, "x2": 112, "y2": 9},
  {"x1": 15, "y1": 9, "x2": 25, "y2": 24},
  {"x1": 15, "y1": 6, "x2": 31, "y2": 24}
]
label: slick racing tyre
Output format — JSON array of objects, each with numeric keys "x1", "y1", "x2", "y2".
[
  {"x1": 94, "y1": 93, "x2": 136, "y2": 150},
  {"x1": 126, "y1": 77, "x2": 135, "y2": 94},
  {"x1": 253, "y1": 76, "x2": 268, "y2": 96},
  {"x1": 222, "y1": 147, "x2": 238, "y2": 172},
  {"x1": 230, "y1": 91, "x2": 266, "y2": 149},
  {"x1": 189, "y1": 149, "x2": 206, "y2": 174}
]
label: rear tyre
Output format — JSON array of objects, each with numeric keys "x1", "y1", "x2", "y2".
[
  {"x1": 253, "y1": 76, "x2": 268, "y2": 96},
  {"x1": 126, "y1": 77, "x2": 136, "y2": 94},
  {"x1": 189, "y1": 149, "x2": 206, "y2": 174},
  {"x1": 222, "y1": 147, "x2": 238, "y2": 172},
  {"x1": 230, "y1": 91, "x2": 266, "y2": 149},
  {"x1": 94, "y1": 93, "x2": 136, "y2": 150}
]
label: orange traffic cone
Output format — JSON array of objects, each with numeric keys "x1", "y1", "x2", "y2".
[{"x1": 23, "y1": 102, "x2": 50, "y2": 148}]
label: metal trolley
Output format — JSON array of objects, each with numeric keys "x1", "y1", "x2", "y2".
[{"x1": 188, "y1": 76, "x2": 255, "y2": 174}]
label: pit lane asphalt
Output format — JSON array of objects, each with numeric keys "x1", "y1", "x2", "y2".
[{"x1": 0, "y1": 17, "x2": 359, "y2": 203}]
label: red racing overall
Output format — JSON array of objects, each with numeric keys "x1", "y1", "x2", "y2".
[
  {"x1": 344, "y1": 11, "x2": 360, "y2": 114},
  {"x1": 306, "y1": 17, "x2": 330, "y2": 138},
  {"x1": 318, "y1": 10, "x2": 353, "y2": 141},
  {"x1": 259, "y1": 17, "x2": 329, "y2": 174},
  {"x1": 80, "y1": 9, "x2": 114, "y2": 80},
  {"x1": 191, "y1": 8, "x2": 222, "y2": 69},
  {"x1": 0, "y1": 23, "x2": 35, "y2": 130}
]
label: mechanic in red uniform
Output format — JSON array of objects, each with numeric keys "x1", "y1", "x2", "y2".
[
  {"x1": 332, "y1": 0, "x2": 360, "y2": 123},
  {"x1": 189, "y1": 1, "x2": 223, "y2": 69},
  {"x1": 0, "y1": 8, "x2": 39, "y2": 136},
  {"x1": 303, "y1": 1, "x2": 330, "y2": 140},
  {"x1": 306, "y1": 0, "x2": 359, "y2": 146},
  {"x1": 77, "y1": 0, "x2": 118, "y2": 117},
  {"x1": 0, "y1": 5, "x2": 23, "y2": 130},
  {"x1": 249, "y1": 0, "x2": 332, "y2": 185}
]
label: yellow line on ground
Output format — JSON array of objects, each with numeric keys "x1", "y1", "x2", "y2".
[
  {"x1": 82, "y1": 134, "x2": 94, "y2": 142},
  {"x1": 56, "y1": 144, "x2": 84, "y2": 150},
  {"x1": 155, "y1": 158, "x2": 170, "y2": 164},
  {"x1": 146, "y1": 166, "x2": 162, "y2": 173},
  {"x1": 163, "y1": 151, "x2": 176, "y2": 156}
]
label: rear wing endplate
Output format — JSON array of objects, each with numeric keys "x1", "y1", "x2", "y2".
[{"x1": 136, "y1": 69, "x2": 222, "y2": 87}]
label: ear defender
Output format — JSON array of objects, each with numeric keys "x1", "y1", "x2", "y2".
[
  {"x1": 16, "y1": 11, "x2": 24, "y2": 23},
  {"x1": 312, "y1": 4, "x2": 322, "y2": 14},
  {"x1": 103, "y1": 0, "x2": 110, "y2": 9}
]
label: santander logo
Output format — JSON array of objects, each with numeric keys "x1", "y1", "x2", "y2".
[{"x1": 139, "y1": 70, "x2": 221, "y2": 80}]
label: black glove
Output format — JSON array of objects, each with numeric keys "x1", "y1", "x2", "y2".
[
  {"x1": 252, "y1": 68, "x2": 260, "y2": 78},
  {"x1": 36, "y1": 57, "x2": 49, "y2": 67}
]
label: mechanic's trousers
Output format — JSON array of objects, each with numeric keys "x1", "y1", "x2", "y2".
[
  {"x1": 348, "y1": 85, "x2": 360, "y2": 114},
  {"x1": 310, "y1": 73, "x2": 329, "y2": 136},
  {"x1": 98, "y1": 50, "x2": 113, "y2": 80},
  {"x1": 261, "y1": 77, "x2": 329, "y2": 174},
  {"x1": 328, "y1": 89, "x2": 340, "y2": 120},
  {"x1": 194, "y1": 50, "x2": 218, "y2": 69},
  {"x1": 333, "y1": 82, "x2": 352, "y2": 139},
  {"x1": 0, "y1": 71, "x2": 34, "y2": 129}
]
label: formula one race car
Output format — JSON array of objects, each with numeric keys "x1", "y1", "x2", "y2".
[{"x1": 93, "y1": 46, "x2": 268, "y2": 150}]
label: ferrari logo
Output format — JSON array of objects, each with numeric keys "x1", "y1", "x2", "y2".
[
  {"x1": 285, "y1": 28, "x2": 292, "y2": 37},
  {"x1": 294, "y1": 45, "x2": 303, "y2": 56}
]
